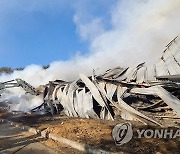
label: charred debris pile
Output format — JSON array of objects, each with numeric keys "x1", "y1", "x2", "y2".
[
  {"x1": 1, "y1": 36, "x2": 180, "y2": 127},
  {"x1": 35, "y1": 36, "x2": 180, "y2": 127}
]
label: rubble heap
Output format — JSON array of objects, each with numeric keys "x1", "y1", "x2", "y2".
[{"x1": 40, "y1": 36, "x2": 180, "y2": 126}]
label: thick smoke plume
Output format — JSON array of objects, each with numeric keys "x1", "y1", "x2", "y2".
[{"x1": 0, "y1": 0, "x2": 180, "y2": 112}]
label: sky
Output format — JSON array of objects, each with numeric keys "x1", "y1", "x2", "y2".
[
  {"x1": 0, "y1": 0, "x2": 116, "y2": 68},
  {"x1": 0, "y1": 0, "x2": 179, "y2": 79},
  {"x1": 0, "y1": 0, "x2": 180, "y2": 111}
]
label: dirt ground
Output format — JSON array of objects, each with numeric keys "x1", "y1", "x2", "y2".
[{"x1": 0, "y1": 109, "x2": 180, "y2": 154}]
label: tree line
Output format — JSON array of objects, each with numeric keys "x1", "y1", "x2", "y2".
[{"x1": 0, "y1": 65, "x2": 49, "y2": 74}]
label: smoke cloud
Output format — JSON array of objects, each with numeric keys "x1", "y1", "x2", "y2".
[{"x1": 0, "y1": 0, "x2": 180, "y2": 112}]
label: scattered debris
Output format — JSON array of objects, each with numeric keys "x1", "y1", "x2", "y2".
[
  {"x1": 1, "y1": 36, "x2": 180, "y2": 126},
  {"x1": 0, "y1": 78, "x2": 39, "y2": 95}
]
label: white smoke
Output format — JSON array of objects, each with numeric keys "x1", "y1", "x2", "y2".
[{"x1": 0, "y1": 0, "x2": 180, "y2": 112}]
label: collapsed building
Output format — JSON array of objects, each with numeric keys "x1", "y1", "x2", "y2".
[
  {"x1": 1, "y1": 36, "x2": 180, "y2": 126},
  {"x1": 33, "y1": 36, "x2": 179, "y2": 126}
]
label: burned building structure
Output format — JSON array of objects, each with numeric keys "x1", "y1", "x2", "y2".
[
  {"x1": 37, "y1": 36, "x2": 180, "y2": 126},
  {"x1": 1, "y1": 36, "x2": 180, "y2": 126}
]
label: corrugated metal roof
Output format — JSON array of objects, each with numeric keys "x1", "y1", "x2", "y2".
[
  {"x1": 136, "y1": 66, "x2": 146, "y2": 84},
  {"x1": 155, "y1": 59, "x2": 170, "y2": 77},
  {"x1": 101, "y1": 36, "x2": 180, "y2": 84},
  {"x1": 146, "y1": 65, "x2": 156, "y2": 81},
  {"x1": 157, "y1": 36, "x2": 180, "y2": 77},
  {"x1": 24, "y1": 36, "x2": 179, "y2": 125}
]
